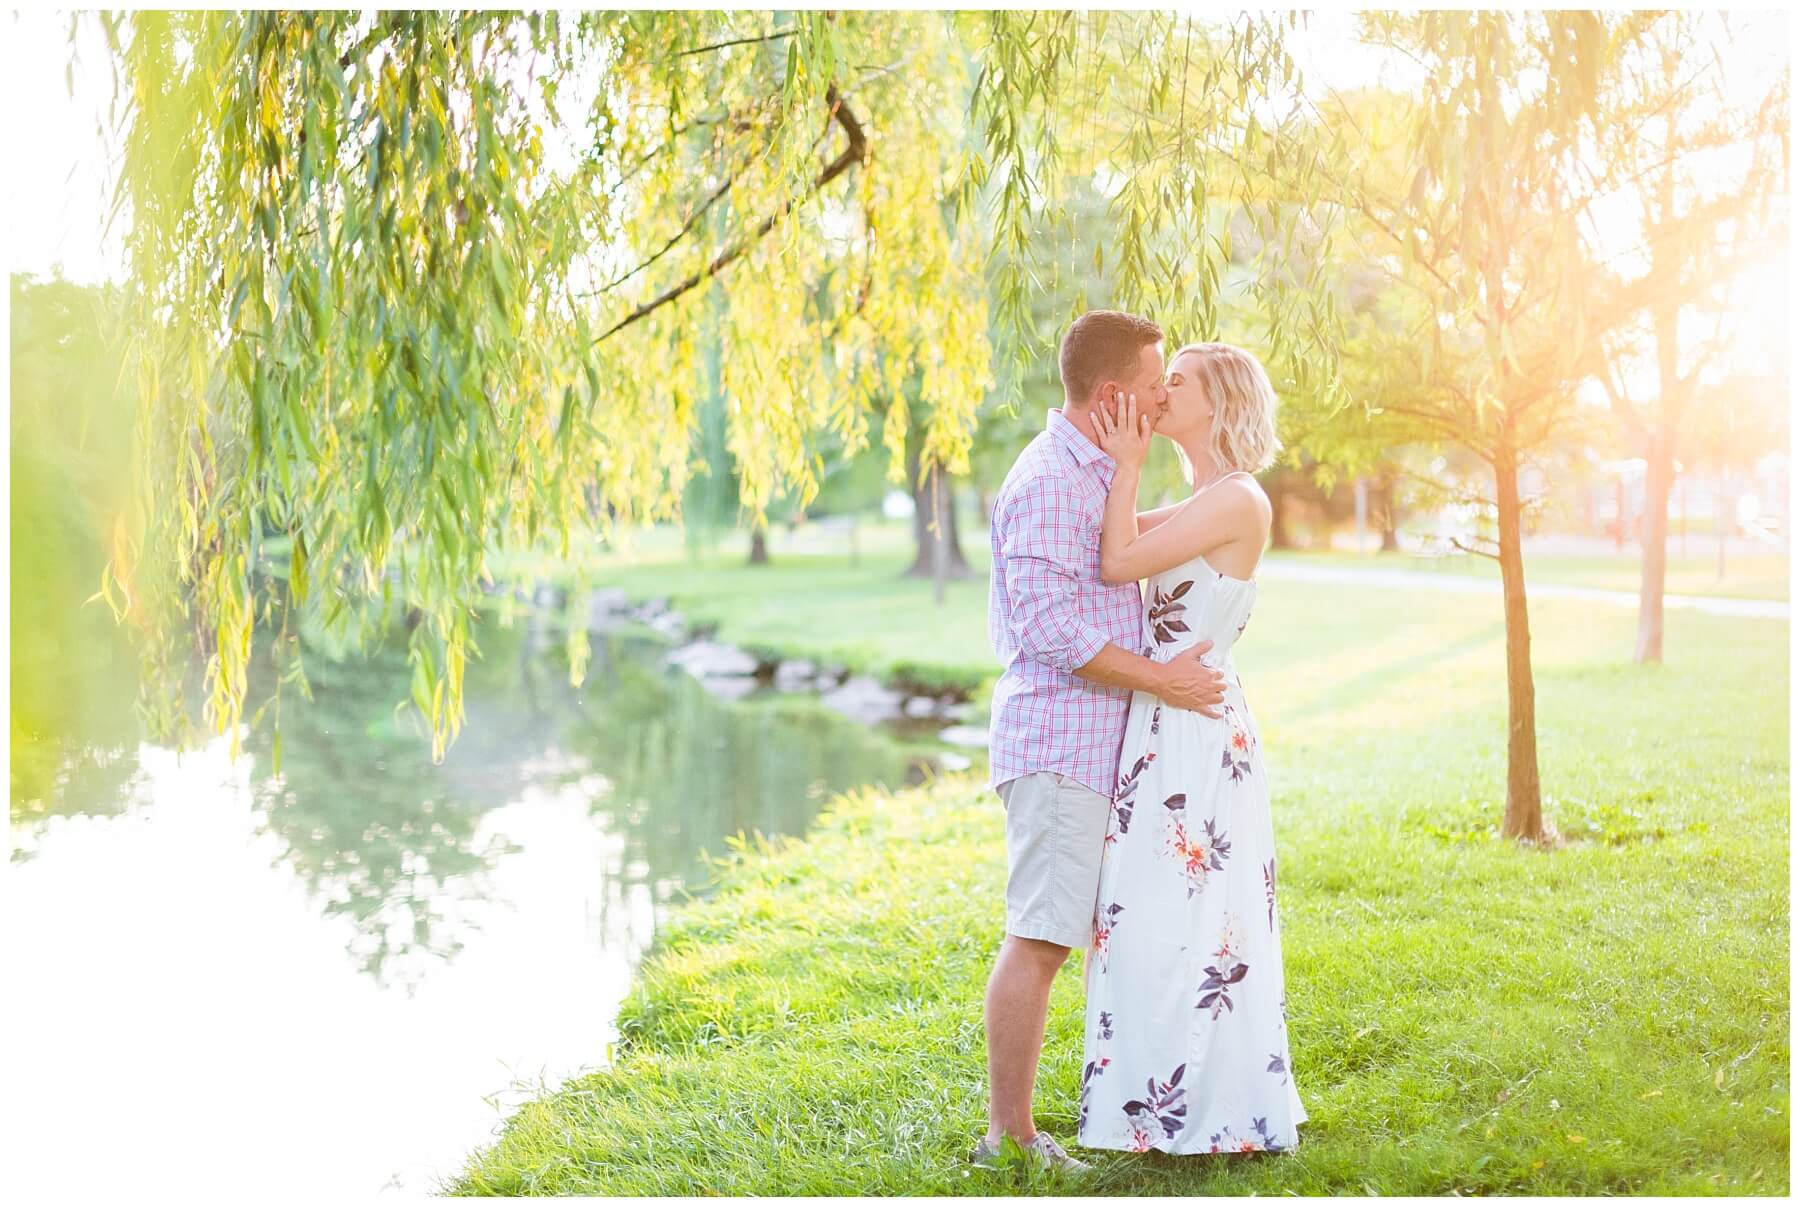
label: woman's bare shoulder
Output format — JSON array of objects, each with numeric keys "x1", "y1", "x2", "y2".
[
  {"x1": 1221, "y1": 472, "x2": 1273, "y2": 536},
  {"x1": 1218, "y1": 471, "x2": 1271, "y2": 513}
]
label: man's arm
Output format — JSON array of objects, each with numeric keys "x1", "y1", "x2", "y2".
[
  {"x1": 999, "y1": 478, "x2": 1227, "y2": 716},
  {"x1": 1074, "y1": 642, "x2": 1226, "y2": 718}
]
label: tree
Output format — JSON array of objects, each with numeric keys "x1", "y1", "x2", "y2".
[
  {"x1": 10, "y1": 275, "x2": 145, "y2": 815},
  {"x1": 1587, "y1": 11, "x2": 1788, "y2": 662},
  {"x1": 1308, "y1": 13, "x2": 1654, "y2": 843},
  {"x1": 1686, "y1": 373, "x2": 1790, "y2": 579},
  {"x1": 92, "y1": 11, "x2": 993, "y2": 761},
  {"x1": 91, "y1": 10, "x2": 1336, "y2": 762}
]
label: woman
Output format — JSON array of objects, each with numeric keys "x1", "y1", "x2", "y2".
[{"x1": 1074, "y1": 342, "x2": 1307, "y2": 1155}]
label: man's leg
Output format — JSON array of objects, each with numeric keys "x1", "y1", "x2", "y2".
[{"x1": 984, "y1": 933, "x2": 1070, "y2": 1144}]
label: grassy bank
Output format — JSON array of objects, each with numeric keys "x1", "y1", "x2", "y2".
[
  {"x1": 490, "y1": 520, "x2": 1785, "y2": 700},
  {"x1": 448, "y1": 572, "x2": 1789, "y2": 1196}
]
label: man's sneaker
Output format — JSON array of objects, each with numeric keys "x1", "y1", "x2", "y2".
[{"x1": 969, "y1": 1131, "x2": 1094, "y2": 1175}]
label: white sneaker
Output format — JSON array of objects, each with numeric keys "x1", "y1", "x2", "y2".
[{"x1": 969, "y1": 1131, "x2": 1094, "y2": 1175}]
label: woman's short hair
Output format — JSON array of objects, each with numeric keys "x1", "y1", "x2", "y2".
[{"x1": 1173, "y1": 342, "x2": 1283, "y2": 475}]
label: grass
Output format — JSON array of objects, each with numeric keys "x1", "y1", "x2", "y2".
[
  {"x1": 489, "y1": 520, "x2": 1785, "y2": 701},
  {"x1": 495, "y1": 523, "x2": 999, "y2": 694},
  {"x1": 446, "y1": 567, "x2": 1789, "y2": 1196}
]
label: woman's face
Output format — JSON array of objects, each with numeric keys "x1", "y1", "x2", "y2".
[{"x1": 1159, "y1": 350, "x2": 1214, "y2": 439}]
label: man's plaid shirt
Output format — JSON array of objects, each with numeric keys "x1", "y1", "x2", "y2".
[{"x1": 987, "y1": 408, "x2": 1149, "y2": 797}]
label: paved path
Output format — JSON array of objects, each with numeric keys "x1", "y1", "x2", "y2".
[{"x1": 1258, "y1": 561, "x2": 1790, "y2": 620}]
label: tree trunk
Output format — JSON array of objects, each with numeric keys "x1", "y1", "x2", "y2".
[
  {"x1": 1634, "y1": 428, "x2": 1674, "y2": 664},
  {"x1": 1494, "y1": 448, "x2": 1545, "y2": 844},
  {"x1": 1678, "y1": 478, "x2": 1687, "y2": 556},
  {"x1": 904, "y1": 448, "x2": 972, "y2": 581},
  {"x1": 931, "y1": 466, "x2": 949, "y2": 607},
  {"x1": 1267, "y1": 473, "x2": 1294, "y2": 550},
  {"x1": 1375, "y1": 471, "x2": 1401, "y2": 552},
  {"x1": 1717, "y1": 473, "x2": 1728, "y2": 581},
  {"x1": 748, "y1": 528, "x2": 769, "y2": 566},
  {"x1": 1636, "y1": 268, "x2": 1682, "y2": 661},
  {"x1": 1612, "y1": 475, "x2": 1628, "y2": 549}
]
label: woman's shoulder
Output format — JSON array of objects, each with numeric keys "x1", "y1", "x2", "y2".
[
  {"x1": 1215, "y1": 471, "x2": 1273, "y2": 539},
  {"x1": 1208, "y1": 470, "x2": 1270, "y2": 513}
]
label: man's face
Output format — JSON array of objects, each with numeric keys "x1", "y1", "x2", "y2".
[{"x1": 1102, "y1": 343, "x2": 1170, "y2": 425}]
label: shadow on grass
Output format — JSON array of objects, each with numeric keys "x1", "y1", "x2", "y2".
[{"x1": 1285, "y1": 620, "x2": 1507, "y2": 724}]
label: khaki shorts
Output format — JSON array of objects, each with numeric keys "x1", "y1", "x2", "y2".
[{"x1": 996, "y1": 771, "x2": 1110, "y2": 950}]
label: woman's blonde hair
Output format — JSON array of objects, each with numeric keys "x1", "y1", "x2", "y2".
[{"x1": 1171, "y1": 342, "x2": 1283, "y2": 482}]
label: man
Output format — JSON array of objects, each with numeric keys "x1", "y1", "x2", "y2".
[{"x1": 973, "y1": 310, "x2": 1230, "y2": 1173}]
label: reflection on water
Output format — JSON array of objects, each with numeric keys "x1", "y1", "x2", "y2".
[{"x1": 5, "y1": 605, "x2": 955, "y2": 1195}]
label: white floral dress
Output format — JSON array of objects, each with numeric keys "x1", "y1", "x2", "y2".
[{"x1": 1077, "y1": 552, "x2": 1308, "y2": 1154}]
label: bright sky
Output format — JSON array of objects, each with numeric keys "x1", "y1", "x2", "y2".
[{"x1": 6, "y1": 9, "x2": 121, "y2": 286}]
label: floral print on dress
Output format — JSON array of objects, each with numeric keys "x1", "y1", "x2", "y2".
[
  {"x1": 1164, "y1": 794, "x2": 1231, "y2": 897},
  {"x1": 1149, "y1": 581, "x2": 1195, "y2": 645},
  {"x1": 1093, "y1": 901, "x2": 1124, "y2": 971},
  {"x1": 1220, "y1": 706, "x2": 1255, "y2": 783},
  {"x1": 1081, "y1": 556, "x2": 1305, "y2": 1155},
  {"x1": 1197, "y1": 914, "x2": 1250, "y2": 1018},
  {"x1": 1080, "y1": 1012, "x2": 1117, "y2": 1132},
  {"x1": 1267, "y1": 1052, "x2": 1289, "y2": 1085},
  {"x1": 1109, "y1": 752, "x2": 1154, "y2": 847},
  {"x1": 1208, "y1": 1116, "x2": 1287, "y2": 1154},
  {"x1": 1079, "y1": 1056, "x2": 1110, "y2": 1132},
  {"x1": 1123, "y1": 1063, "x2": 1188, "y2": 1150}
]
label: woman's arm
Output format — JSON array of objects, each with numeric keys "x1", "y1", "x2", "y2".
[
  {"x1": 1089, "y1": 395, "x2": 1158, "y2": 582},
  {"x1": 1099, "y1": 483, "x2": 1259, "y2": 584},
  {"x1": 1136, "y1": 501, "x2": 1186, "y2": 536},
  {"x1": 1088, "y1": 394, "x2": 1262, "y2": 584}
]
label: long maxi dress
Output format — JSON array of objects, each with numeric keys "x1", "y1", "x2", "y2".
[{"x1": 1076, "y1": 551, "x2": 1308, "y2": 1154}]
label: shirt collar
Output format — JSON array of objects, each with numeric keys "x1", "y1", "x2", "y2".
[{"x1": 1046, "y1": 407, "x2": 1115, "y2": 473}]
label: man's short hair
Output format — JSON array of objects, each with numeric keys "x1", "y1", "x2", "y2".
[{"x1": 1059, "y1": 310, "x2": 1164, "y2": 403}]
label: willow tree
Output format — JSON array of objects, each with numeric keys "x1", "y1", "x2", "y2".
[
  {"x1": 1301, "y1": 12, "x2": 1659, "y2": 844},
  {"x1": 87, "y1": 10, "x2": 1332, "y2": 764}
]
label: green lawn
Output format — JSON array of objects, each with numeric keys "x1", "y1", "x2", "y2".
[
  {"x1": 447, "y1": 566, "x2": 1790, "y2": 1196},
  {"x1": 490, "y1": 520, "x2": 1785, "y2": 700}
]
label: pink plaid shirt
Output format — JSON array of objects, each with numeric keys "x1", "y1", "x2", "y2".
[{"x1": 987, "y1": 408, "x2": 1149, "y2": 796}]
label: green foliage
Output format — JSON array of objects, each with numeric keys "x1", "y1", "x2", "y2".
[
  {"x1": 10, "y1": 274, "x2": 146, "y2": 813},
  {"x1": 971, "y1": 11, "x2": 1344, "y2": 413},
  {"x1": 91, "y1": 10, "x2": 1342, "y2": 763}
]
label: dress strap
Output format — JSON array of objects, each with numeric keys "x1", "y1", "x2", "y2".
[{"x1": 1197, "y1": 469, "x2": 1255, "y2": 495}]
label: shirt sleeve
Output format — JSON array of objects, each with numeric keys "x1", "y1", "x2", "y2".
[{"x1": 997, "y1": 475, "x2": 1113, "y2": 674}]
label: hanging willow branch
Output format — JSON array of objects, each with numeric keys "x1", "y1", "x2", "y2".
[
  {"x1": 88, "y1": 9, "x2": 1363, "y2": 766},
  {"x1": 595, "y1": 84, "x2": 868, "y2": 344}
]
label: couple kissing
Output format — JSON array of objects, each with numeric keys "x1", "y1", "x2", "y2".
[{"x1": 975, "y1": 309, "x2": 1306, "y2": 1173}]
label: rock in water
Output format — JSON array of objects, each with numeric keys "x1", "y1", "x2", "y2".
[
  {"x1": 666, "y1": 640, "x2": 759, "y2": 678},
  {"x1": 820, "y1": 675, "x2": 905, "y2": 725}
]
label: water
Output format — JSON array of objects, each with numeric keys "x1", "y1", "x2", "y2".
[{"x1": 5, "y1": 609, "x2": 958, "y2": 1197}]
